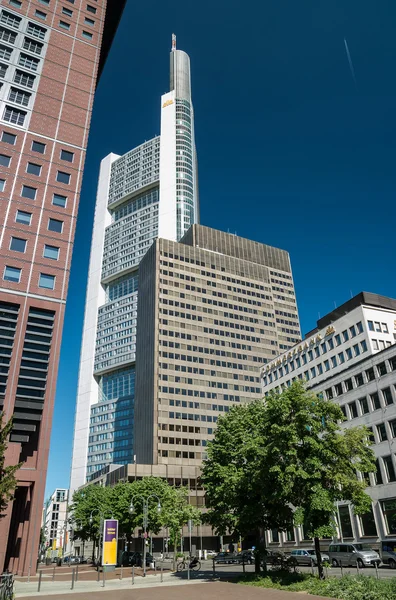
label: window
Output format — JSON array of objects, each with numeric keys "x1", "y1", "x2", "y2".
[
  {"x1": 10, "y1": 236, "x2": 26, "y2": 253},
  {"x1": 356, "y1": 321, "x2": 363, "y2": 334},
  {"x1": 87, "y1": 4, "x2": 97, "y2": 13},
  {"x1": 0, "y1": 179, "x2": 5, "y2": 191},
  {"x1": 21, "y1": 185, "x2": 36, "y2": 199},
  {"x1": 325, "y1": 387, "x2": 333, "y2": 400},
  {"x1": 377, "y1": 362, "x2": 387, "y2": 376},
  {"x1": 340, "y1": 405, "x2": 347, "y2": 418},
  {"x1": 389, "y1": 419, "x2": 396, "y2": 438},
  {"x1": 342, "y1": 330, "x2": 349, "y2": 342},
  {"x1": 381, "y1": 499, "x2": 396, "y2": 533},
  {"x1": 38, "y1": 0, "x2": 50, "y2": 5},
  {"x1": 355, "y1": 373, "x2": 364, "y2": 387},
  {"x1": 374, "y1": 460, "x2": 383, "y2": 485},
  {"x1": 382, "y1": 323, "x2": 389, "y2": 334},
  {"x1": 59, "y1": 21, "x2": 70, "y2": 30},
  {"x1": 0, "y1": 153, "x2": 10, "y2": 167},
  {"x1": 338, "y1": 505, "x2": 353, "y2": 538},
  {"x1": 26, "y1": 162, "x2": 41, "y2": 175},
  {"x1": 43, "y1": 245, "x2": 59, "y2": 260},
  {"x1": 82, "y1": 30, "x2": 93, "y2": 39},
  {"x1": 48, "y1": 218, "x2": 63, "y2": 233},
  {"x1": 338, "y1": 352, "x2": 345, "y2": 364},
  {"x1": 4, "y1": 265, "x2": 21, "y2": 282},
  {"x1": 382, "y1": 387, "x2": 393, "y2": 406},
  {"x1": 52, "y1": 193, "x2": 67, "y2": 207},
  {"x1": 56, "y1": 171, "x2": 70, "y2": 184},
  {"x1": 62, "y1": 8, "x2": 73, "y2": 17},
  {"x1": 0, "y1": 44, "x2": 12, "y2": 61},
  {"x1": 328, "y1": 338, "x2": 334, "y2": 350},
  {"x1": 27, "y1": 22, "x2": 46, "y2": 40},
  {"x1": 377, "y1": 423, "x2": 388, "y2": 442},
  {"x1": 373, "y1": 339, "x2": 379, "y2": 351},
  {"x1": 350, "y1": 325, "x2": 356, "y2": 338},
  {"x1": 0, "y1": 63, "x2": 7, "y2": 78},
  {"x1": 14, "y1": 70, "x2": 35, "y2": 88},
  {"x1": 368, "y1": 320, "x2": 374, "y2": 331},
  {"x1": 383, "y1": 456, "x2": 396, "y2": 483},
  {"x1": 374, "y1": 322, "x2": 381, "y2": 332},
  {"x1": 271, "y1": 528, "x2": 279, "y2": 543},
  {"x1": 32, "y1": 140, "x2": 45, "y2": 153},
  {"x1": 366, "y1": 367, "x2": 375, "y2": 382},
  {"x1": 390, "y1": 357, "x2": 396, "y2": 371},
  {"x1": 361, "y1": 340, "x2": 368, "y2": 352},
  {"x1": 60, "y1": 149, "x2": 74, "y2": 163},
  {"x1": 1, "y1": 11, "x2": 21, "y2": 29},
  {"x1": 360, "y1": 508, "x2": 377, "y2": 536},
  {"x1": 370, "y1": 392, "x2": 381, "y2": 411},
  {"x1": 1, "y1": 131, "x2": 16, "y2": 144},
  {"x1": 39, "y1": 273, "x2": 55, "y2": 289},
  {"x1": 359, "y1": 397, "x2": 369, "y2": 414},
  {"x1": 4, "y1": 105, "x2": 26, "y2": 126},
  {"x1": 35, "y1": 10, "x2": 47, "y2": 21},
  {"x1": 19, "y1": 53, "x2": 39, "y2": 71},
  {"x1": 334, "y1": 383, "x2": 343, "y2": 396},
  {"x1": 15, "y1": 210, "x2": 31, "y2": 225},
  {"x1": 335, "y1": 334, "x2": 341, "y2": 346},
  {"x1": 348, "y1": 401, "x2": 358, "y2": 419},
  {"x1": 84, "y1": 17, "x2": 95, "y2": 26},
  {"x1": 9, "y1": 1, "x2": 22, "y2": 8},
  {"x1": 353, "y1": 344, "x2": 360, "y2": 356},
  {"x1": 346, "y1": 347, "x2": 353, "y2": 360},
  {"x1": 324, "y1": 359, "x2": 330, "y2": 371},
  {"x1": 23, "y1": 38, "x2": 43, "y2": 55},
  {"x1": 8, "y1": 87, "x2": 31, "y2": 106}
]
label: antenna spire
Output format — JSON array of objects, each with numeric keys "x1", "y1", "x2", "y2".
[{"x1": 172, "y1": 33, "x2": 176, "y2": 51}]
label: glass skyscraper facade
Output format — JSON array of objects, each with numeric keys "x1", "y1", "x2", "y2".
[{"x1": 70, "y1": 38, "x2": 199, "y2": 490}]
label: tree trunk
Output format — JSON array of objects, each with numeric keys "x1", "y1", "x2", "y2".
[
  {"x1": 91, "y1": 538, "x2": 96, "y2": 563},
  {"x1": 314, "y1": 536, "x2": 325, "y2": 580}
]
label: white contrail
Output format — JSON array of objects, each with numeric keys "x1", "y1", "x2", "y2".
[{"x1": 344, "y1": 38, "x2": 357, "y2": 86}]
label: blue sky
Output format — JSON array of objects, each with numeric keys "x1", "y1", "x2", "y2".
[{"x1": 45, "y1": 0, "x2": 396, "y2": 497}]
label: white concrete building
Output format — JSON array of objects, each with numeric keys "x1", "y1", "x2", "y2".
[
  {"x1": 261, "y1": 292, "x2": 396, "y2": 549},
  {"x1": 70, "y1": 37, "x2": 199, "y2": 492},
  {"x1": 43, "y1": 489, "x2": 68, "y2": 556}
]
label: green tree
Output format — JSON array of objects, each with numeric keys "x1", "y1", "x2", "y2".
[
  {"x1": 261, "y1": 381, "x2": 375, "y2": 579},
  {"x1": 70, "y1": 484, "x2": 112, "y2": 560},
  {"x1": 201, "y1": 400, "x2": 294, "y2": 572},
  {"x1": 0, "y1": 413, "x2": 21, "y2": 517},
  {"x1": 201, "y1": 381, "x2": 376, "y2": 577}
]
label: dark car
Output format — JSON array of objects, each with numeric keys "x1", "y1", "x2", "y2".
[
  {"x1": 214, "y1": 552, "x2": 239, "y2": 564},
  {"x1": 263, "y1": 550, "x2": 291, "y2": 566},
  {"x1": 119, "y1": 551, "x2": 155, "y2": 568},
  {"x1": 237, "y1": 550, "x2": 254, "y2": 565}
]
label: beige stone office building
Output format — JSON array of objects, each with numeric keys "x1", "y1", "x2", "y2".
[{"x1": 134, "y1": 224, "x2": 301, "y2": 466}]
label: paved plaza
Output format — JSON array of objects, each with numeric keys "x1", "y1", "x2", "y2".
[{"x1": 16, "y1": 581, "x2": 332, "y2": 600}]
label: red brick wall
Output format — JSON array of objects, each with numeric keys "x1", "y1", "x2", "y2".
[{"x1": 0, "y1": 0, "x2": 110, "y2": 575}]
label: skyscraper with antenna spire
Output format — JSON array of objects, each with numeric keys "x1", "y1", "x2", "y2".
[{"x1": 70, "y1": 37, "x2": 199, "y2": 491}]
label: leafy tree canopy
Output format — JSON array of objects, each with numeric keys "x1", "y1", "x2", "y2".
[{"x1": 201, "y1": 381, "x2": 375, "y2": 577}]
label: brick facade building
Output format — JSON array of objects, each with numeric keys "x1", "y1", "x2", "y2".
[{"x1": 0, "y1": 0, "x2": 125, "y2": 575}]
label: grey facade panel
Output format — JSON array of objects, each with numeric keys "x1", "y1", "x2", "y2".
[
  {"x1": 181, "y1": 225, "x2": 291, "y2": 273},
  {"x1": 134, "y1": 242, "x2": 159, "y2": 464}
]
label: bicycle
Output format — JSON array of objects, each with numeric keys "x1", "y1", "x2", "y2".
[
  {"x1": 0, "y1": 572, "x2": 14, "y2": 600},
  {"x1": 177, "y1": 557, "x2": 201, "y2": 572}
]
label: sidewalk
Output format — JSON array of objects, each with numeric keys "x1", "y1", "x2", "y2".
[
  {"x1": 16, "y1": 581, "x2": 333, "y2": 600},
  {"x1": 15, "y1": 570, "x2": 212, "y2": 598}
]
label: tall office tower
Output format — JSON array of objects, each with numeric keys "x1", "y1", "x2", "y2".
[
  {"x1": 134, "y1": 225, "x2": 301, "y2": 465},
  {"x1": 70, "y1": 36, "x2": 199, "y2": 490},
  {"x1": 0, "y1": 0, "x2": 126, "y2": 575}
]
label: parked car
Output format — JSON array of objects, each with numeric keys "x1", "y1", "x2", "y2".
[
  {"x1": 214, "y1": 552, "x2": 239, "y2": 564},
  {"x1": 119, "y1": 551, "x2": 155, "y2": 568},
  {"x1": 328, "y1": 543, "x2": 380, "y2": 568},
  {"x1": 69, "y1": 556, "x2": 82, "y2": 564},
  {"x1": 237, "y1": 550, "x2": 254, "y2": 564},
  {"x1": 205, "y1": 550, "x2": 217, "y2": 559},
  {"x1": 379, "y1": 541, "x2": 396, "y2": 568},
  {"x1": 290, "y1": 549, "x2": 330, "y2": 566}
]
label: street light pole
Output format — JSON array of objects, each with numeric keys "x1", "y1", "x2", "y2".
[{"x1": 129, "y1": 494, "x2": 161, "y2": 578}]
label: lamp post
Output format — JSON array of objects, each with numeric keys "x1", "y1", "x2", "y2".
[{"x1": 129, "y1": 494, "x2": 161, "y2": 577}]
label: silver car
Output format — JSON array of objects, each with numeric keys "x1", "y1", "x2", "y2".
[
  {"x1": 328, "y1": 543, "x2": 380, "y2": 568},
  {"x1": 290, "y1": 549, "x2": 330, "y2": 566}
]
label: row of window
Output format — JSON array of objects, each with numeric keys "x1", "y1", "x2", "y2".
[
  {"x1": 324, "y1": 355, "x2": 396, "y2": 400},
  {"x1": 0, "y1": 156, "x2": 72, "y2": 187},
  {"x1": 368, "y1": 320, "x2": 390, "y2": 334},
  {"x1": 8, "y1": 235, "x2": 59, "y2": 260},
  {"x1": 1, "y1": 130, "x2": 75, "y2": 162},
  {"x1": 340, "y1": 387, "x2": 395, "y2": 422},
  {"x1": 4, "y1": 266, "x2": 55, "y2": 289},
  {"x1": 6, "y1": 3, "x2": 95, "y2": 39}
]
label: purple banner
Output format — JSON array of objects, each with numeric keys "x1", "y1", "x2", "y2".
[{"x1": 104, "y1": 520, "x2": 118, "y2": 542}]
